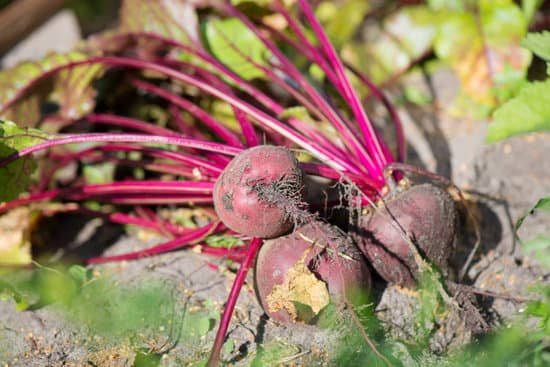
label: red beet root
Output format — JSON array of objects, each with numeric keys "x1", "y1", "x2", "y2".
[
  {"x1": 213, "y1": 145, "x2": 304, "y2": 238},
  {"x1": 358, "y1": 184, "x2": 457, "y2": 287},
  {"x1": 255, "y1": 221, "x2": 371, "y2": 324}
]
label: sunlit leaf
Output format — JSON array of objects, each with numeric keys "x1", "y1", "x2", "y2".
[
  {"x1": 0, "y1": 120, "x2": 49, "y2": 202},
  {"x1": 204, "y1": 18, "x2": 271, "y2": 80},
  {"x1": 487, "y1": 79, "x2": 550, "y2": 142}
]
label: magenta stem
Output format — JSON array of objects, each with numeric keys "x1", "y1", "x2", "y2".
[
  {"x1": 206, "y1": 237, "x2": 262, "y2": 367},
  {"x1": 86, "y1": 113, "x2": 182, "y2": 137},
  {"x1": 129, "y1": 78, "x2": 245, "y2": 148},
  {"x1": 87, "y1": 221, "x2": 221, "y2": 264},
  {"x1": 0, "y1": 132, "x2": 242, "y2": 168},
  {"x1": 223, "y1": 3, "x2": 377, "y2": 178},
  {"x1": 344, "y1": 62, "x2": 406, "y2": 162},
  {"x1": 297, "y1": 0, "x2": 388, "y2": 177}
]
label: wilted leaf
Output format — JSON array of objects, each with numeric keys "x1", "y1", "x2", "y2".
[
  {"x1": 487, "y1": 79, "x2": 550, "y2": 142},
  {"x1": 0, "y1": 52, "x2": 102, "y2": 128},
  {"x1": 0, "y1": 120, "x2": 49, "y2": 202},
  {"x1": 120, "y1": 0, "x2": 199, "y2": 44},
  {"x1": 204, "y1": 18, "x2": 271, "y2": 80}
]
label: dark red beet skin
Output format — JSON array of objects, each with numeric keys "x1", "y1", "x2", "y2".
[
  {"x1": 358, "y1": 184, "x2": 457, "y2": 287},
  {"x1": 213, "y1": 145, "x2": 304, "y2": 238},
  {"x1": 255, "y1": 221, "x2": 371, "y2": 324}
]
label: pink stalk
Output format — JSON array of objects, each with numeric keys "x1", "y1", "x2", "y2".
[
  {"x1": 206, "y1": 237, "x2": 262, "y2": 367},
  {"x1": 297, "y1": 0, "x2": 389, "y2": 176},
  {"x1": 344, "y1": 62, "x2": 407, "y2": 162},
  {"x1": 162, "y1": 58, "x2": 260, "y2": 147},
  {"x1": 0, "y1": 189, "x2": 213, "y2": 214},
  {"x1": 199, "y1": 246, "x2": 246, "y2": 262},
  {"x1": 0, "y1": 190, "x2": 60, "y2": 213},
  {"x1": 68, "y1": 180, "x2": 214, "y2": 196},
  {"x1": 301, "y1": 162, "x2": 381, "y2": 192},
  {"x1": 99, "y1": 143, "x2": 224, "y2": 174},
  {"x1": 198, "y1": 30, "x2": 353, "y2": 161},
  {"x1": 0, "y1": 132, "x2": 242, "y2": 168},
  {"x1": 223, "y1": 3, "x2": 378, "y2": 178},
  {"x1": 259, "y1": 18, "x2": 404, "y2": 164},
  {"x1": 87, "y1": 221, "x2": 222, "y2": 264},
  {"x1": 1, "y1": 56, "x2": 359, "y2": 175},
  {"x1": 129, "y1": 78, "x2": 245, "y2": 148},
  {"x1": 42, "y1": 206, "x2": 191, "y2": 236},
  {"x1": 103, "y1": 195, "x2": 213, "y2": 205},
  {"x1": 86, "y1": 113, "x2": 182, "y2": 137},
  {"x1": 127, "y1": 31, "x2": 282, "y2": 113},
  {"x1": 167, "y1": 105, "x2": 233, "y2": 166}
]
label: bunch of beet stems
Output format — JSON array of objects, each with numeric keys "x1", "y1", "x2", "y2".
[{"x1": 0, "y1": 1, "x2": 406, "y2": 365}]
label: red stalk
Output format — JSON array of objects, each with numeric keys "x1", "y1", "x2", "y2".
[
  {"x1": 0, "y1": 132, "x2": 242, "y2": 168},
  {"x1": 206, "y1": 237, "x2": 262, "y2": 367},
  {"x1": 87, "y1": 221, "x2": 222, "y2": 264},
  {"x1": 129, "y1": 78, "x2": 245, "y2": 148},
  {"x1": 86, "y1": 113, "x2": 182, "y2": 137},
  {"x1": 297, "y1": 0, "x2": 389, "y2": 177},
  {"x1": 223, "y1": 3, "x2": 379, "y2": 179}
]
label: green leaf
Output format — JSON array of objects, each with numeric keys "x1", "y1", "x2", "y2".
[
  {"x1": 522, "y1": 31, "x2": 550, "y2": 62},
  {"x1": 204, "y1": 18, "x2": 270, "y2": 80},
  {"x1": 0, "y1": 120, "x2": 48, "y2": 202},
  {"x1": 68, "y1": 265, "x2": 92, "y2": 287},
  {"x1": 205, "y1": 234, "x2": 244, "y2": 249},
  {"x1": 487, "y1": 79, "x2": 550, "y2": 142}
]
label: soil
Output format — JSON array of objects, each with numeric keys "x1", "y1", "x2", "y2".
[{"x1": 1, "y1": 18, "x2": 549, "y2": 367}]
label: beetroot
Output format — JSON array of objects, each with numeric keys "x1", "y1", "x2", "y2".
[
  {"x1": 358, "y1": 184, "x2": 457, "y2": 287},
  {"x1": 255, "y1": 221, "x2": 371, "y2": 324},
  {"x1": 213, "y1": 145, "x2": 304, "y2": 239}
]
